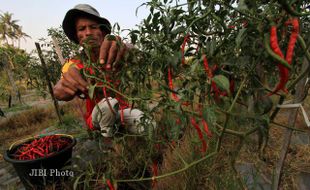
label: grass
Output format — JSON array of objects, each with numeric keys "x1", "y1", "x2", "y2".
[
  {"x1": 2, "y1": 104, "x2": 31, "y2": 113},
  {"x1": 149, "y1": 95, "x2": 310, "y2": 190}
]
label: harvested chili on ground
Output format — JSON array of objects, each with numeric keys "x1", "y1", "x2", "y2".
[{"x1": 13, "y1": 135, "x2": 70, "y2": 160}]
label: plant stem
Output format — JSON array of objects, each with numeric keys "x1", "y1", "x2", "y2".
[
  {"x1": 278, "y1": 0, "x2": 310, "y2": 16},
  {"x1": 287, "y1": 35, "x2": 310, "y2": 90},
  {"x1": 230, "y1": 138, "x2": 247, "y2": 190},
  {"x1": 216, "y1": 75, "x2": 247, "y2": 152},
  {"x1": 270, "y1": 95, "x2": 286, "y2": 121},
  {"x1": 214, "y1": 123, "x2": 244, "y2": 137},
  {"x1": 271, "y1": 121, "x2": 307, "y2": 132},
  {"x1": 115, "y1": 152, "x2": 217, "y2": 183}
]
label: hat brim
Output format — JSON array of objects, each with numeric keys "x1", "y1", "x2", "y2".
[{"x1": 62, "y1": 9, "x2": 111, "y2": 44}]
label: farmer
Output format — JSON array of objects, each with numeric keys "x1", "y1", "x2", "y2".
[{"x1": 54, "y1": 4, "x2": 151, "y2": 137}]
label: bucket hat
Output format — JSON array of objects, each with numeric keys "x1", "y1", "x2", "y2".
[{"x1": 62, "y1": 4, "x2": 111, "y2": 44}]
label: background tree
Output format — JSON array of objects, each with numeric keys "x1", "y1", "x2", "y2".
[
  {"x1": 0, "y1": 12, "x2": 20, "y2": 46},
  {"x1": 0, "y1": 12, "x2": 31, "y2": 107}
]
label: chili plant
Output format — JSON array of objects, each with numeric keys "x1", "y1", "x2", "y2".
[{"x1": 57, "y1": 0, "x2": 309, "y2": 189}]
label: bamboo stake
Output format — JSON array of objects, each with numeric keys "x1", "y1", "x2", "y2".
[
  {"x1": 273, "y1": 57, "x2": 309, "y2": 190},
  {"x1": 51, "y1": 36, "x2": 65, "y2": 65},
  {"x1": 35, "y1": 42, "x2": 63, "y2": 124}
]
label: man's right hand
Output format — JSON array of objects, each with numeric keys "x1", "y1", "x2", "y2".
[{"x1": 53, "y1": 67, "x2": 88, "y2": 101}]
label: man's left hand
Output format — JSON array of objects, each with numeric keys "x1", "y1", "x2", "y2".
[{"x1": 99, "y1": 34, "x2": 127, "y2": 71}]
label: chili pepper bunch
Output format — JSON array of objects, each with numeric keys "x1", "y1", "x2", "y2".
[
  {"x1": 166, "y1": 34, "x2": 215, "y2": 155},
  {"x1": 13, "y1": 135, "x2": 70, "y2": 160},
  {"x1": 75, "y1": 55, "x2": 129, "y2": 127},
  {"x1": 269, "y1": 18, "x2": 299, "y2": 95}
]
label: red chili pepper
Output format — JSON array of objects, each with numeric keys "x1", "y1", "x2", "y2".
[
  {"x1": 151, "y1": 160, "x2": 158, "y2": 188},
  {"x1": 270, "y1": 26, "x2": 285, "y2": 58},
  {"x1": 176, "y1": 118, "x2": 181, "y2": 125},
  {"x1": 202, "y1": 54, "x2": 213, "y2": 78},
  {"x1": 269, "y1": 19, "x2": 299, "y2": 96},
  {"x1": 181, "y1": 34, "x2": 190, "y2": 65},
  {"x1": 211, "y1": 81, "x2": 221, "y2": 98},
  {"x1": 202, "y1": 119, "x2": 212, "y2": 138},
  {"x1": 170, "y1": 140, "x2": 176, "y2": 147},
  {"x1": 154, "y1": 143, "x2": 161, "y2": 151},
  {"x1": 285, "y1": 18, "x2": 299, "y2": 65},
  {"x1": 120, "y1": 106, "x2": 125, "y2": 125},
  {"x1": 242, "y1": 21, "x2": 248, "y2": 28},
  {"x1": 106, "y1": 179, "x2": 115, "y2": 190},
  {"x1": 13, "y1": 135, "x2": 69, "y2": 160},
  {"x1": 33, "y1": 149, "x2": 45, "y2": 158},
  {"x1": 229, "y1": 78, "x2": 235, "y2": 95},
  {"x1": 103, "y1": 87, "x2": 108, "y2": 98},
  {"x1": 76, "y1": 63, "x2": 84, "y2": 69},
  {"x1": 190, "y1": 117, "x2": 207, "y2": 153},
  {"x1": 201, "y1": 54, "x2": 226, "y2": 98},
  {"x1": 168, "y1": 67, "x2": 180, "y2": 101},
  {"x1": 269, "y1": 25, "x2": 288, "y2": 95},
  {"x1": 202, "y1": 55, "x2": 215, "y2": 94},
  {"x1": 195, "y1": 42, "x2": 200, "y2": 55}
]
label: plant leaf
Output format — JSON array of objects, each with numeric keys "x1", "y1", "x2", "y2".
[
  {"x1": 236, "y1": 28, "x2": 247, "y2": 50},
  {"x1": 88, "y1": 84, "x2": 97, "y2": 99},
  {"x1": 212, "y1": 75, "x2": 230, "y2": 92}
]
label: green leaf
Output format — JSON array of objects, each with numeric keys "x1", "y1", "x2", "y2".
[
  {"x1": 209, "y1": 38, "x2": 217, "y2": 56},
  {"x1": 190, "y1": 59, "x2": 199, "y2": 73},
  {"x1": 73, "y1": 173, "x2": 84, "y2": 190},
  {"x1": 238, "y1": 0, "x2": 248, "y2": 10},
  {"x1": 202, "y1": 105, "x2": 217, "y2": 127},
  {"x1": 171, "y1": 26, "x2": 186, "y2": 35},
  {"x1": 88, "y1": 84, "x2": 96, "y2": 99},
  {"x1": 153, "y1": 12, "x2": 161, "y2": 24},
  {"x1": 236, "y1": 28, "x2": 247, "y2": 50},
  {"x1": 212, "y1": 75, "x2": 230, "y2": 92}
]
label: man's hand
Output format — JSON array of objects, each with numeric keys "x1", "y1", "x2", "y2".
[
  {"x1": 53, "y1": 67, "x2": 88, "y2": 101},
  {"x1": 99, "y1": 35, "x2": 127, "y2": 71}
]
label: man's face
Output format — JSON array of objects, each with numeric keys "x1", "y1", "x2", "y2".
[{"x1": 75, "y1": 17, "x2": 106, "y2": 48}]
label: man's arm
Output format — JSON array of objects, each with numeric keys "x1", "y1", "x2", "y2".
[{"x1": 53, "y1": 67, "x2": 88, "y2": 101}]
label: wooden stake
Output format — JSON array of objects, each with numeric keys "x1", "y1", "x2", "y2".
[
  {"x1": 35, "y1": 42, "x2": 63, "y2": 124},
  {"x1": 52, "y1": 36, "x2": 65, "y2": 65}
]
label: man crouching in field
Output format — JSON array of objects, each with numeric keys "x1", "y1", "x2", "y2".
[{"x1": 53, "y1": 4, "x2": 153, "y2": 139}]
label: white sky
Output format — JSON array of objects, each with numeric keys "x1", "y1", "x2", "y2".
[{"x1": 0, "y1": 0, "x2": 150, "y2": 53}]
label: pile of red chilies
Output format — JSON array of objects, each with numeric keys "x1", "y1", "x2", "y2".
[{"x1": 13, "y1": 135, "x2": 70, "y2": 160}]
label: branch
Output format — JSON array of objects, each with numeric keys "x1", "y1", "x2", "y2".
[
  {"x1": 287, "y1": 35, "x2": 310, "y2": 90},
  {"x1": 115, "y1": 152, "x2": 217, "y2": 183},
  {"x1": 278, "y1": 0, "x2": 310, "y2": 16}
]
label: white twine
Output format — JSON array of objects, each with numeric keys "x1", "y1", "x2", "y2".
[{"x1": 277, "y1": 103, "x2": 310, "y2": 128}]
